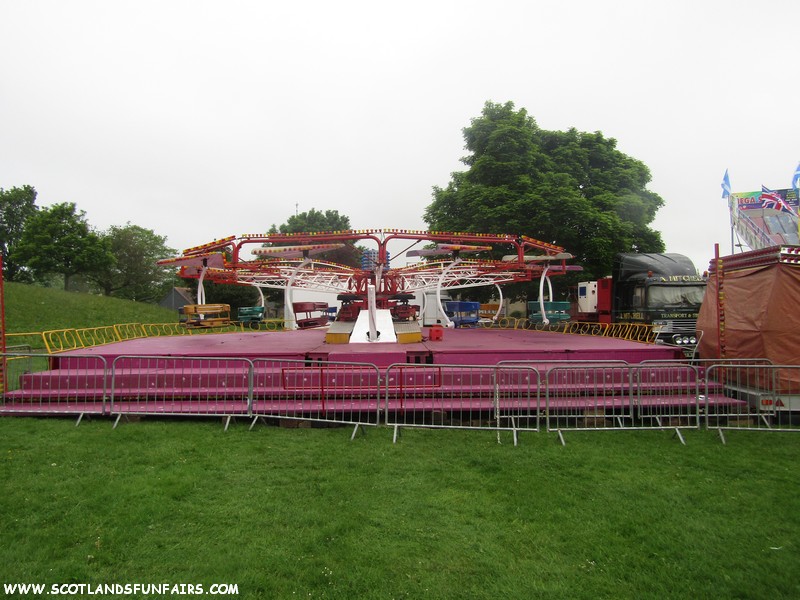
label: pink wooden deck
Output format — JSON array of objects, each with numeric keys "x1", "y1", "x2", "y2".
[
  {"x1": 46, "y1": 326, "x2": 684, "y2": 365},
  {"x1": 3, "y1": 327, "x2": 722, "y2": 417}
]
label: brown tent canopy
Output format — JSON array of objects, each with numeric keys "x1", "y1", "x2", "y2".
[{"x1": 697, "y1": 247, "x2": 800, "y2": 378}]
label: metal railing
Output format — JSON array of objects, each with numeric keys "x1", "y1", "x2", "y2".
[
  {"x1": 544, "y1": 363, "x2": 635, "y2": 441},
  {"x1": 384, "y1": 363, "x2": 541, "y2": 444},
  {"x1": 705, "y1": 364, "x2": 800, "y2": 441},
  {"x1": 109, "y1": 355, "x2": 253, "y2": 427},
  {"x1": 250, "y1": 358, "x2": 381, "y2": 438},
  {"x1": 1, "y1": 352, "x2": 108, "y2": 421},
  {"x1": 479, "y1": 318, "x2": 658, "y2": 343},
  {"x1": 2, "y1": 352, "x2": 799, "y2": 443},
  {"x1": 24, "y1": 320, "x2": 291, "y2": 355},
  {"x1": 11, "y1": 316, "x2": 654, "y2": 358},
  {"x1": 633, "y1": 363, "x2": 702, "y2": 443}
]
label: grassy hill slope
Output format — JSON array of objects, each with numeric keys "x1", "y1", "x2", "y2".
[{"x1": 2, "y1": 282, "x2": 178, "y2": 333}]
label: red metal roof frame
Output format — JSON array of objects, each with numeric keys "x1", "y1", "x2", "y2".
[
  {"x1": 162, "y1": 229, "x2": 573, "y2": 296},
  {"x1": 708, "y1": 245, "x2": 800, "y2": 273}
]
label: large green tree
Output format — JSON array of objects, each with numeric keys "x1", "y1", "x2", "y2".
[
  {"x1": 89, "y1": 224, "x2": 177, "y2": 301},
  {"x1": 13, "y1": 202, "x2": 114, "y2": 291},
  {"x1": 270, "y1": 208, "x2": 362, "y2": 268},
  {"x1": 198, "y1": 279, "x2": 264, "y2": 315},
  {"x1": 0, "y1": 185, "x2": 39, "y2": 282},
  {"x1": 276, "y1": 208, "x2": 351, "y2": 234},
  {"x1": 424, "y1": 101, "x2": 665, "y2": 290}
]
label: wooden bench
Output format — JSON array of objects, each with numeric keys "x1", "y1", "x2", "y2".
[
  {"x1": 479, "y1": 303, "x2": 504, "y2": 320},
  {"x1": 528, "y1": 300, "x2": 571, "y2": 323},
  {"x1": 181, "y1": 304, "x2": 231, "y2": 328},
  {"x1": 444, "y1": 301, "x2": 480, "y2": 327},
  {"x1": 237, "y1": 306, "x2": 265, "y2": 323},
  {"x1": 293, "y1": 301, "x2": 329, "y2": 329}
]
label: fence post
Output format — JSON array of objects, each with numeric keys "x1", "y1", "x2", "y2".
[{"x1": 0, "y1": 254, "x2": 5, "y2": 393}]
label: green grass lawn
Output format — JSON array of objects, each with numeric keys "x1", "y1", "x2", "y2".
[
  {"x1": 1, "y1": 418, "x2": 798, "y2": 599},
  {"x1": 2, "y1": 283, "x2": 800, "y2": 598},
  {"x1": 3, "y1": 282, "x2": 177, "y2": 334},
  {"x1": 2, "y1": 282, "x2": 179, "y2": 351}
]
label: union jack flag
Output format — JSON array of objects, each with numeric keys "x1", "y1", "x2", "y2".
[{"x1": 761, "y1": 185, "x2": 797, "y2": 216}]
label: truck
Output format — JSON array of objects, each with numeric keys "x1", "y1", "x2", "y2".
[{"x1": 575, "y1": 253, "x2": 707, "y2": 347}]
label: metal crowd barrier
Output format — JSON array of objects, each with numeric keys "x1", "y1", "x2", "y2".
[
  {"x1": 109, "y1": 355, "x2": 253, "y2": 428},
  {"x1": 498, "y1": 359, "x2": 701, "y2": 443},
  {"x1": 384, "y1": 363, "x2": 541, "y2": 444},
  {"x1": 632, "y1": 363, "x2": 702, "y2": 443},
  {"x1": 250, "y1": 358, "x2": 381, "y2": 438},
  {"x1": 3, "y1": 350, "x2": 799, "y2": 443},
  {"x1": 0, "y1": 352, "x2": 108, "y2": 423},
  {"x1": 705, "y1": 364, "x2": 800, "y2": 441},
  {"x1": 498, "y1": 360, "x2": 701, "y2": 444},
  {"x1": 542, "y1": 363, "x2": 635, "y2": 443}
]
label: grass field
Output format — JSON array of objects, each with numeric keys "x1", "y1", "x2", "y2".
[
  {"x1": 2, "y1": 284, "x2": 800, "y2": 598},
  {"x1": 2, "y1": 282, "x2": 176, "y2": 334},
  {"x1": 1, "y1": 417, "x2": 799, "y2": 599}
]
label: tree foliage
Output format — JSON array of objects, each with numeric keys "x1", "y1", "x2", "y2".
[
  {"x1": 424, "y1": 101, "x2": 665, "y2": 295},
  {"x1": 89, "y1": 224, "x2": 177, "y2": 302},
  {"x1": 276, "y1": 208, "x2": 352, "y2": 234},
  {"x1": 200, "y1": 279, "x2": 264, "y2": 314},
  {"x1": 13, "y1": 202, "x2": 115, "y2": 291},
  {"x1": 271, "y1": 208, "x2": 362, "y2": 268},
  {"x1": 0, "y1": 185, "x2": 39, "y2": 282}
]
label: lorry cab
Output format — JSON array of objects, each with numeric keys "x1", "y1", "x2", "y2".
[
  {"x1": 575, "y1": 253, "x2": 707, "y2": 349},
  {"x1": 611, "y1": 253, "x2": 707, "y2": 346}
]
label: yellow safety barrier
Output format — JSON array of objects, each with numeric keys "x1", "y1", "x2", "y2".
[
  {"x1": 43, "y1": 329, "x2": 84, "y2": 353},
  {"x1": 140, "y1": 322, "x2": 188, "y2": 337},
  {"x1": 187, "y1": 322, "x2": 240, "y2": 334},
  {"x1": 474, "y1": 317, "x2": 656, "y2": 343},
  {"x1": 113, "y1": 323, "x2": 148, "y2": 340},
  {"x1": 563, "y1": 322, "x2": 607, "y2": 336},
  {"x1": 76, "y1": 326, "x2": 120, "y2": 347},
  {"x1": 31, "y1": 316, "x2": 653, "y2": 355},
  {"x1": 231, "y1": 319, "x2": 286, "y2": 332},
  {"x1": 264, "y1": 319, "x2": 286, "y2": 331},
  {"x1": 5, "y1": 332, "x2": 47, "y2": 353},
  {"x1": 496, "y1": 317, "x2": 522, "y2": 330}
]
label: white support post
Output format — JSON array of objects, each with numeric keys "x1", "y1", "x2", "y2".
[
  {"x1": 538, "y1": 266, "x2": 550, "y2": 325},
  {"x1": 367, "y1": 284, "x2": 378, "y2": 341},
  {"x1": 284, "y1": 258, "x2": 311, "y2": 330},
  {"x1": 493, "y1": 284, "x2": 503, "y2": 322},
  {"x1": 197, "y1": 268, "x2": 207, "y2": 305},
  {"x1": 437, "y1": 259, "x2": 462, "y2": 328}
]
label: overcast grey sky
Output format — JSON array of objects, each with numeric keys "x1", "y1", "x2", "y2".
[{"x1": 1, "y1": 0, "x2": 798, "y2": 273}]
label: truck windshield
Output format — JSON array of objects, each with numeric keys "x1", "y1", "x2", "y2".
[{"x1": 646, "y1": 285, "x2": 706, "y2": 308}]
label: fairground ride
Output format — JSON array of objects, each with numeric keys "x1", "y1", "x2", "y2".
[{"x1": 158, "y1": 229, "x2": 580, "y2": 330}]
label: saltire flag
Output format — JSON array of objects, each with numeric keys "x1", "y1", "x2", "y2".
[
  {"x1": 721, "y1": 169, "x2": 731, "y2": 199},
  {"x1": 792, "y1": 162, "x2": 800, "y2": 195},
  {"x1": 761, "y1": 185, "x2": 798, "y2": 216}
]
